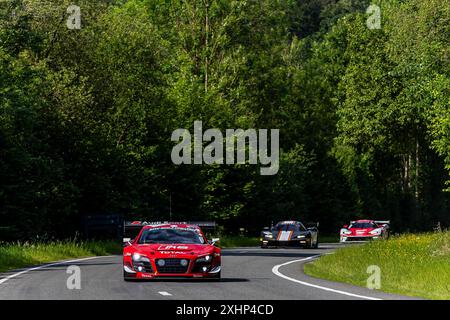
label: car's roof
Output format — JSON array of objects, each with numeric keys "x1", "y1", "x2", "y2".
[{"x1": 353, "y1": 219, "x2": 374, "y2": 223}]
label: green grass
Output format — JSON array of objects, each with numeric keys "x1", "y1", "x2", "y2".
[
  {"x1": 0, "y1": 236, "x2": 259, "y2": 272},
  {"x1": 319, "y1": 234, "x2": 340, "y2": 243},
  {"x1": 218, "y1": 236, "x2": 260, "y2": 248},
  {"x1": 0, "y1": 240, "x2": 122, "y2": 273},
  {"x1": 304, "y1": 231, "x2": 450, "y2": 299}
]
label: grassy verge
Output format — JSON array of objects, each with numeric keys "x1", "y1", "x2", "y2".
[
  {"x1": 319, "y1": 234, "x2": 340, "y2": 243},
  {"x1": 304, "y1": 231, "x2": 450, "y2": 299},
  {"x1": 0, "y1": 236, "x2": 259, "y2": 272},
  {"x1": 0, "y1": 240, "x2": 122, "y2": 273},
  {"x1": 218, "y1": 236, "x2": 260, "y2": 248}
]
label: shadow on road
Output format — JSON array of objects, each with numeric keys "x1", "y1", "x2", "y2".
[
  {"x1": 28, "y1": 262, "x2": 118, "y2": 272},
  {"x1": 222, "y1": 251, "x2": 315, "y2": 258},
  {"x1": 127, "y1": 278, "x2": 249, "y2": 283}
]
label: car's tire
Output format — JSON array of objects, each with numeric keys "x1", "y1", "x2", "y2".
[
  {"x1": 205, "y1": 271, "x2": 221, "y2": 282},
  {"x1": 313, "y1": 237, "x2": 319, "y2": 249},
  {"x1": 123, "y1": 270, "x2": 136, "y2": 281}
]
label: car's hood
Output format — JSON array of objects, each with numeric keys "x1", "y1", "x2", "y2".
[
  {"x1": 133, "y1": 243, "x2": 213, "y2": 255},
  {"x1": 348, "y1": 228, "x2": 375, "y2": 235},
  {"x1": 263, "y1": 229, "x2": 308, "y2": 241}
]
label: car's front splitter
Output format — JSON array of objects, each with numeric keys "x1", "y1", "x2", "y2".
[
  {"x1": 261, "y1": 240, "x2": 310, "y2": 246},
  {"x1": 124, "y1": 265, "x2": 221, "y2": 279}
]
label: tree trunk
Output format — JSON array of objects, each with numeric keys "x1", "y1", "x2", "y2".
[{"x1": 204, "y1": 0, "x2": 209, "y2": 93}]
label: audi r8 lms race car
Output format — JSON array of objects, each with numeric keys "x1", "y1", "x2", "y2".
[
  {"x1": 123, "y1": 222, "x2": 221, "y2": 280},
  {"x1": 340, "y1": 219, "x2": 390, "y2": 242},
  {"x1": 260, "y1": 220, "x2": 319, "y2": 248}
]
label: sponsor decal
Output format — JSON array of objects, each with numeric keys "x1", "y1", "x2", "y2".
[
  {"x1": 141, "y1": 274, "x2": 154, "y2": 278},
  {"x1": 159, "y1": 251, "x2": 189, "y2": 255},
  {"x1": 280, "y1": 221, "x2": 296, "y2": 225},
  {"x1": 158, "y1": 245, "x2": 189, "y2": 250}
]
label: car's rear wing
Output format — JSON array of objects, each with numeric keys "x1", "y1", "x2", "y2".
[
  {"x1": 305, "y1": 222, "x2": 320, "y2": 229},
  {"x1": 347, "y1": 220, "x2": 390, "y2": 228},
  {"x1": 122, "y1": 221, "x2": 217, "y2": 243},
  {"x1": 375, "y1": 220, "x2": 390, "y2": 227}
]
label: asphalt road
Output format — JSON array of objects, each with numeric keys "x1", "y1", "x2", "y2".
[{"x1": 0, "y1": 243, "x2": 417, "y2": 300}]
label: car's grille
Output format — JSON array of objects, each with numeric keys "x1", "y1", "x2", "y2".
[
  {"x1": 155, "y1": 259, "x2": 189, "y2": 274},
  {"x1": 133, "y1": 260, "x2": 153, "y2": 273},
  {"x1": 277, "y1": 241, "x2": 293, "y2": 245}
]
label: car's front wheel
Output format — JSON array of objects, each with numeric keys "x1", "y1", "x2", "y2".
[
  {"x1": 123, "y1": 270, "x2": 136, "y2": 281},
  {"x1": 313, "y1": 235, "x2": 319, "y2": 248}
]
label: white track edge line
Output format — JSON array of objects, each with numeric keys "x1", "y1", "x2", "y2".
[
  {"x1": 272, "y1": 256, "x2": 382, "y2": 300},
  {"x1": 0, "y1": 255, "x2": 114, "y2": 285}
]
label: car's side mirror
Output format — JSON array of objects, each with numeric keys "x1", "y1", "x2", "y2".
[
  {"x1": 210, "y1": 238, "x2": 220, "y2": 245},
  {"x1": 343, "y1": 225, "x2": 348, "y2": 229},
  {"x1": 123, "y1": 238, "x2": 132, "y2": 247}
]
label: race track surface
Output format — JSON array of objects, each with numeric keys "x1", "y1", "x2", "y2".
[{"x1": 0, "y1": 244, "x2": 418, "y2": 300}]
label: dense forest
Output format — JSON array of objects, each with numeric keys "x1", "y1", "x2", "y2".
[{"x1": 0, "y1": 0, "x2": 448, "y2": 239}]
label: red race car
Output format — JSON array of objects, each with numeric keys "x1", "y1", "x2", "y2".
[
  {"x1": 123, "y1": 222, "x2": 221, "y2": 280},
  {"x1": 340, "y1": 219, "x2": 390, "y2": 242}
]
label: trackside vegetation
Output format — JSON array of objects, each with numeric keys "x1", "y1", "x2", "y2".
[
  {"x1": 0, "y1": 236, "x2": 261, "y2": 272},
  {"x1": 304, "y1": 231, "x2": 450, "y2": 299},
  {"x1": 218, "y1": 236, "x2": 260, "y2": 248},
  {"x1": 1, "y1": 0, "x2": 449, "y2": 240},
  {"x1": 0, "y1": 241, "x2": 122, "y2": 272}
]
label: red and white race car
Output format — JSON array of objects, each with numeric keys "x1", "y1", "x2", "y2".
[
  {"x1": 340, "y1": 219, "x2": 390, "y2": 242},
  {"x1": 123, "y1": 222, "x2": 221, "y2": 280}
]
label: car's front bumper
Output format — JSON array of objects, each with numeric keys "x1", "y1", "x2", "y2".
[
  {"x1": 260, "y1": 238, "x2": 310, "y2": 247},
  {"x1": 124, "y1": 266, "x2": 221, "y2": 279},
  {"x1": 123, "y1": 261, "x2": 221, "y2": 279}
]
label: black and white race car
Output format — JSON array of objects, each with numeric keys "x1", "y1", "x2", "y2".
[{"x1": 260, "y1": 220, "x2": 319, "y2": 248}]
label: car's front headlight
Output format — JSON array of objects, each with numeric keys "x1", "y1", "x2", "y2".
[
  {"x1": 263, "y1": 232, "x2": 273, "y2": 238},
  {"x1": 132, "y1": 253, "x2": 141, "y2": 261},
  {"x1": 296, "y1": 235, "x2": 306, "y2": 239},
  {"x1": 132, "y1": 253, "x2": 150, "y2": 262},
  {"x1": 370, "y1": 229, "x2": 382, "y2": 235},
  {"x1": 196, "y1": 255, "x2": 213, "y2": 263},
  {"x1": 341, "y1": 230, "x2": 352, "y2": 235}
]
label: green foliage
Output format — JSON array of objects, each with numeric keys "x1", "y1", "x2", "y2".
[
  {"x1": 0, "y1": 0, "x2": 449, "y2": 239},
  {"x1": 217, "y1": 236, "x2": 259, "y2": 248},
  {"x1": 0, "y1": 240, "x2": 122, "y2": 272}
]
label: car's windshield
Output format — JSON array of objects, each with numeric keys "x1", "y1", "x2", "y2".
[
  {"x1": 349, "y1": 223, "x2": 377, "y2": 229},
  {"x1": 138, "y1": 228, "x2": 205, "y2": 244},
  {"x1": 274, "y1": 223, "x2": 306, "y2": 232}
]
